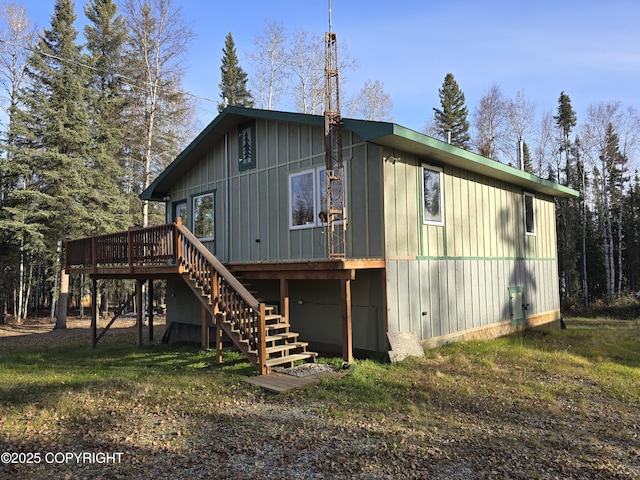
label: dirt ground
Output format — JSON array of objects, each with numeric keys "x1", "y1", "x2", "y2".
[{"x1": 0, "y1": 315, "x2": 166, "y2": 348}]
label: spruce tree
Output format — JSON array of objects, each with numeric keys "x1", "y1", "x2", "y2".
[
  {"x1": 433, "y1": 73, "x2": 470, "y2": 149},
  {"x1": 521, "y1": 141, "x2": 532, "y2": 173},
  {"x1": 84, "y1": 0, "x2": 130, "y2": 232},
  {"x1": 12, "y1": 0, "x2": 92, "y2": 327},
  {"x1": 553, "y1": 92, "x2": 581, "y2": 304},
  {"x1": 218, "y1": 32, "x2": 253, "y2": 112},
  {"x1": 555, "y1": 93, "x2": 576, "y2": 151},
  {"x1": 623, "y1": 176, "x2": 640, "y2": 292}
]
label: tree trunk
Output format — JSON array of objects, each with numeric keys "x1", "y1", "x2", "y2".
[
  {"x1": 80, "y1": 273, "x2": 85, "y2": 320},
  {"x1": 17, "y1": 243, "x2": 24, "y2": 323},
  {"x1": 605, "y1": 211, "x2": 615, "y2": 299},
  {"x1": 55, "y1": 270, "x2": 69, "y2": 330},
  {"x1": 617, "y1": 208, "x2": 623, "y2": 295},
  {"x1": 581, "y1": 169, "x2": 588, "y2": 307},
  {"x1": 50, "y1": 242, "x2": 61, "y2": 323},
  {"x1": 23, "y1": 258, "x2": 33, "y2": 320}
]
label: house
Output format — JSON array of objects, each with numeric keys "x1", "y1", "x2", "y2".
[{"x1": 65, "y1": 106, "x2": 578, "y2": 374}]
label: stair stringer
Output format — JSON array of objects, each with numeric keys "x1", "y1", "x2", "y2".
[{"x1": 177, "y1": 272, "x2": 261, "y2": 370}]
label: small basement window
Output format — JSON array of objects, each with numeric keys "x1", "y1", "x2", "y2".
[
  {"x1": 422, "y1": 164, "x2": 444, "y2": 226},
  {"x1": 524, "y1": 193, "x2": 536, "y2": 235}
]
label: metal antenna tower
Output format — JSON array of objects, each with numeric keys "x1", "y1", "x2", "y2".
[{"x1": 324, "y1": 0, "x2": 346, "y2": 258}]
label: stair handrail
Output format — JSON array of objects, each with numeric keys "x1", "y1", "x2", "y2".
[
  {"x1": 172, "y1": 221, "x2": 260, "y2": 311},
  {"x1": 173, "y1": 220, "x2": 267, "y2": 374}
]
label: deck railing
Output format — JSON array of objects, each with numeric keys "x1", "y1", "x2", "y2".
[
  {"x1": 65, "y1": 224, "x2": 176, "y2": 271},
  {"x1": 64, "y1": 222, "x2": 267, "y2": 374}
]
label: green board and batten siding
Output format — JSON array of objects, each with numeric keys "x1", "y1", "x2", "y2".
[
  {"x1": 167, "y1": 119, "x2": 385, "y2": 263},
  {"x1": 383, "y1": 151, "x2": 561, "y2": 340},
  {"x1": 145, "y1": 107, "x2": 576, "y2": 350}
]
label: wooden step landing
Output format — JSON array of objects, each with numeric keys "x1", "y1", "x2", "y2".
[{"x1": 244, "y1": 368, "x2": 346, "y2": 393}]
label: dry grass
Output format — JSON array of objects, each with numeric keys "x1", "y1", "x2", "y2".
[{"x1": 0, "y1": 317, "x2": 638, "y2": 479}]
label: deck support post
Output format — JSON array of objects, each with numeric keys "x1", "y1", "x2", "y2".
[
  {"x1": 215, "y1": 313, "x2": 223, "y2": 363},
  {"x1": 258, "y1": 303, "x2": 267, "y2": 375},
  {"x1": 341, "y1": 277, "x2": 353, "y2": 363},
  {"x1": 201, "y1": 304, "x2": 210, "y2": 350},
  {"x1": 91, "y1": 277, "x2": 98, "y2": 349},
  {"x1": 280, "y1": 277, "x2": 289, "y2": 324},
  {"x1": 148, "y1": 280, "x2": 154, "y2": 342},
  {"x1": 136, "y1": 279, "x2": 143, "y2": 347}
]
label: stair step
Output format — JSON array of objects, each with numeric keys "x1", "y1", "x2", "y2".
[
  {"x1": 265, "y1": 332, "x2": 299, "y2": 343},
  {"x1": 266, "y1": 322, "x2": 290, "y2": 332},
  {"x1": 265, "y1": 352, "x2": 318, "y2": 368},
  {"x1": 249, "y1": 341, "x2": 309, "y2": 356},
  {"x1": 223, "y1": 319, "x2": 287, "y2": 333},
  {"x1": 239, "y1": 331, "x2": 299, "y2": 347}
]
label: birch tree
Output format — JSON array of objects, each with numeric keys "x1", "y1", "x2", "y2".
[
  {"x1": 596, "y1": 124, "x2": 627, "y2": 298},
  {"x1": 534, "y1": 111, "x2": 560, "y2": 180},
  {"x1": 503, "y1": 90, "x2": 536, "y2": 168},
  {"x1": 247, "y1": 21, "x2": 287, "y2": 110},
  {"x1": 122, "y1": 0, "x2": 195, "y2": 227},
  {"x1": 581, "y1": 101, "x2": 637, "y2": 299},
  {"x1": 347, "y1": 79, "x2": 393, "y2": 121},
  {"x1": 286, "y1": 29, "x2": 325, "y2": 114},
  {"x1": 0, "y1": 2, "x2": 37, "y2": 323},
  {"x1": 472, "y1": 83, "x2": 505, "y2": 160}
]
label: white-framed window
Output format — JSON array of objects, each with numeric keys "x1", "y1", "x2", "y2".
[
  {"x1": 289, "y1": 164, "x2": 348, "y2": 230},
  {"x1": 193, "y1": 191, "x2": 215, "y2": 241},
  {"x1": 289, "y1": 169, "x2": 316, "y2": 229},
  {"x1": 422, "y1": 164, "x2": 444, "y2": 226},
  {"x1": 524, "y1": 192, "x2": 536, "y2": 236}
]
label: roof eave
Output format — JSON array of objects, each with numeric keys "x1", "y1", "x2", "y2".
[{"x1": 347, "y1": 121, "x2": 579, "y2": 198}]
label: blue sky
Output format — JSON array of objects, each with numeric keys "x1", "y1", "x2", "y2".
[{"x1": 15, "y1": 0, "x2": 640, "y2": 133}]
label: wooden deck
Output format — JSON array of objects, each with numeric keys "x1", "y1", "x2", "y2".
[
  {"x1": 227, "y1": 258, "x2": 385, "y2": 280},
  {"x1": 64, "y1": 222, "x2": 386, "y2": 372},
  {"x1": 245, "y1": 369, "x2": 348, "y2": 393}
]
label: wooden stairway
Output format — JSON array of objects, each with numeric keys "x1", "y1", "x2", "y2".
[
  {"x1": 233, "y1": 305, "x2": 317, "y2": 370},
  {"x1": 181, "y1": 271, "x2": 317, "y2": 373},
  {"x1": 174, "y1": 218, "x2": 317, "y2": 374}
]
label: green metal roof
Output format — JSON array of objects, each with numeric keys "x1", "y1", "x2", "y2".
[{"x1": 141, "y1": 106, "x2": 579, "y2": 201}]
